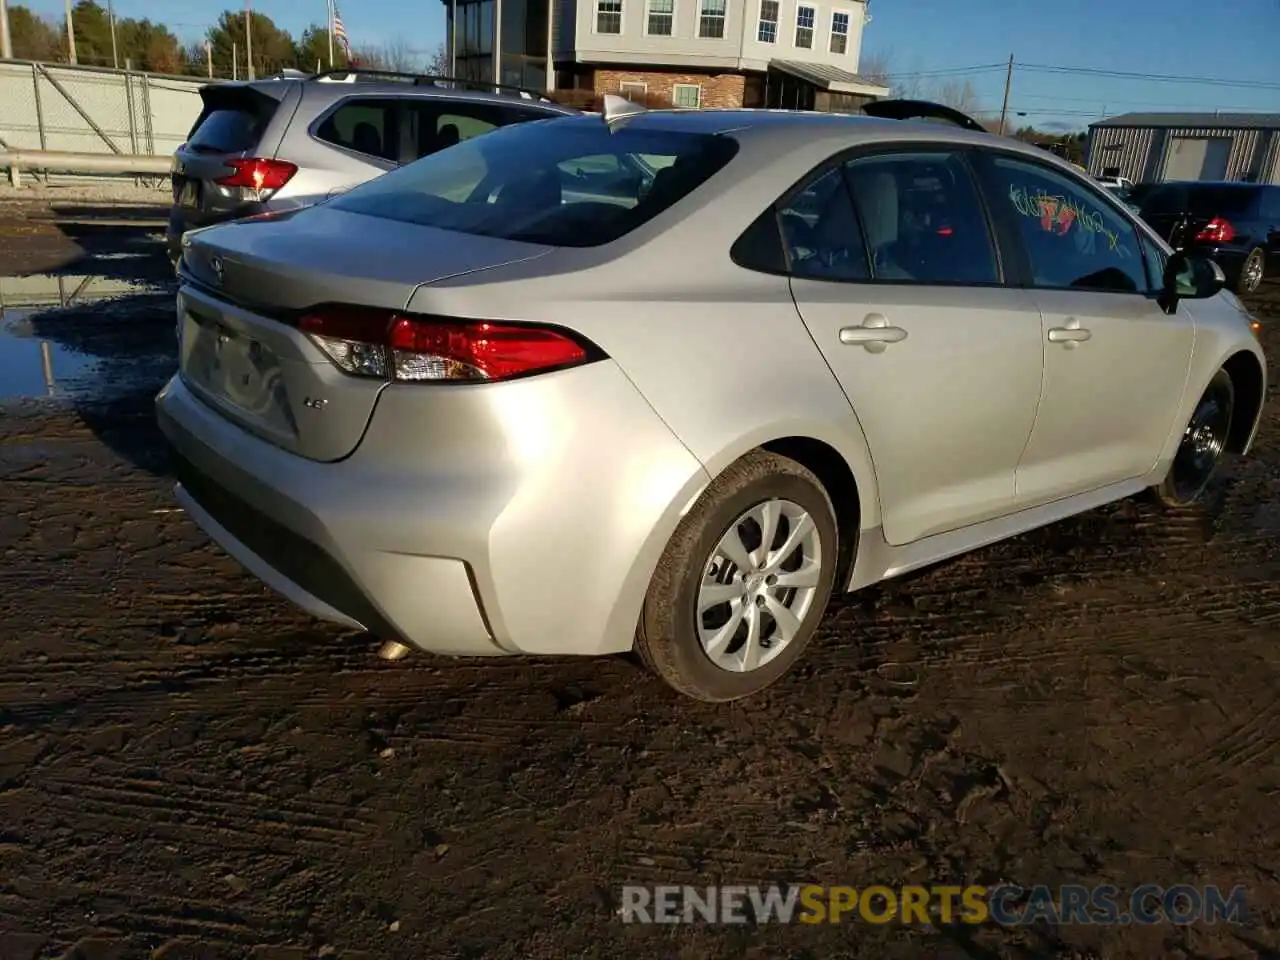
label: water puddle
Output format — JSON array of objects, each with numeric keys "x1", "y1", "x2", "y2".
[{"x1": 0, "y1": 271, "x2": 177, "y2": 404}]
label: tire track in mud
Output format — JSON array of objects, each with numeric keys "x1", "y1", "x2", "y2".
[{"x1": 2, "y1": 273, "x2": 1280, "y2": 957}]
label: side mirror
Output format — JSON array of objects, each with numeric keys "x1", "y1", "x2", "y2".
[{"x1": 1159, "y1": 252, "x2": 1225, "y2": 315}]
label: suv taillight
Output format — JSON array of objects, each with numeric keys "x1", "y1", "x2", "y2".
[
  {"x1": 1194, "y1": 217, "x2": 1236, "y2": 243},
  {"x1": 297, "y1": 306, "x2": 597, "y2": 383},
  {"x1": 214, "y1": 157, "x2": 298, "y2": 201}
]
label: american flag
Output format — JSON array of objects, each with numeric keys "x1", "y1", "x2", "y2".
[{"x1": 332, "y1": 4, "x2": 351, "y2": 57}]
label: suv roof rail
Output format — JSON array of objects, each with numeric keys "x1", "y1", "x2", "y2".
[
  {"x1": 860, "y1": 98, "x2": 987, "y2": 133},
  {"x1": 306, "y1": 68, "x2": 558, "y2": 103}
]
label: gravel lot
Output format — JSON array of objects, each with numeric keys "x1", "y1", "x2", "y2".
[{"x1": 1, "y1": 197, "x2": 1278, "y2": 960}]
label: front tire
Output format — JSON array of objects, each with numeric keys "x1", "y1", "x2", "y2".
[
  {"x1": 1152, "y1": 370, "x2": 1235, "y2": 508},
  {"x1": 635, "y1": 451, "x2": 840, "y2": 702}
]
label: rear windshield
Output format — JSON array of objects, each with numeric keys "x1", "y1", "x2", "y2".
[
  {"x1": 1137, "y1": 184, "x2": 1259, "y2": 218},
  {"x1": 187, "y1": 89, "x2": 280, "y2": 153},
  {"x1": 328, "y1": 119, "x2": 740, "y2": 246}
]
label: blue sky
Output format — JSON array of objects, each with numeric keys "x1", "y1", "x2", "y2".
[{"x1": 25, "y1": 0, "x2": 1280, "y2": 130}]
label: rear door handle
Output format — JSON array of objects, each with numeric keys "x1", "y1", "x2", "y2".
[
  {"x1": 1048, "y1": 327, "x2": 1091, "y2": 343},
  {"x1": 839, "y1": 313, "x2": 908, "y2": 351}
]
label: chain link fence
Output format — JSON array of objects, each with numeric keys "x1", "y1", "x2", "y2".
[{"x1": 0, "y1": 58, "x2": 206, "y2": 185}]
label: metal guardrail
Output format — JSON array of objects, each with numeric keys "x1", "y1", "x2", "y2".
[{"x1": 3, "y1": 149, "x2": 170, "y2": 186}]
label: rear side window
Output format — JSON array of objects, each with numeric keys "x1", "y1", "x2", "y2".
[
  {"x1": 316, "y1": 99, "x2": 400, "y2": 163},
  {"x1": 404, "y1": 101, "x2": 557, "y2": 161},
  {"x1": 779, "y1": 166, "x2": 870, "y2": 281},
  {"x1": 328, "y1": 119, "x2": 739, "y2": 247},
  {"x1": 187, "y1": 89, "x2": 280, "y2": 153}
]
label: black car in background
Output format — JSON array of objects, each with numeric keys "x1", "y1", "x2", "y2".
[{"x1": 1130, "y1": 181, "x2": 1280, "y2": 294}]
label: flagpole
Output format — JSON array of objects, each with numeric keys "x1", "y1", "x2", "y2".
[{"x1": 327, "y1": 0, "x2": 334, "y2": 67}]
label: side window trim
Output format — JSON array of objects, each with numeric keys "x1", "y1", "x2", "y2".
[{"x1": 970, "y1": 146, "x2": 1151, "y2": 296}]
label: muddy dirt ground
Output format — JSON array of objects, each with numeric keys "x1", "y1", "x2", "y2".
[{"x1": 1, "y1": 197, "x2": 1279, "y2": 960}]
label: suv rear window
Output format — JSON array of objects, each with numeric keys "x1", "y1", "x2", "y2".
[
  {"x1": 187, "y1": 88, "x2": 280, "y2": 154},
  {"x1": 1137, "y1": 184, "x2": 1259, "y2": 218},
  {"x1": 328, "y1": 118, "x2": 739, "y2": 246}
]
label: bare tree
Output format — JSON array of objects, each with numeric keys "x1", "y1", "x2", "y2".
[
  {"x1": 858, "y1": 49, "x2": 891, "y2": 86},
  {"x1": 425, "y1": 42, "x2": 448, "y2": 75},
  {"x1": 929, "y1": 78, "x2": 980, "y2": 115},
  {"x1": 350, "y1": 37, "x2": 421, "y2": 71}
]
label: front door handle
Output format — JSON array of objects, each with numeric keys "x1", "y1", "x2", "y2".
[{"x1": 840, "y1": 313, "x2": 908, "y2": 352}]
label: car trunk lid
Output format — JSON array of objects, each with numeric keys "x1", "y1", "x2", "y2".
[{"x1": 177, "y1": 206, "x2": 554, "y2": 462}]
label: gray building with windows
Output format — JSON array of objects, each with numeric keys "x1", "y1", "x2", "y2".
[
  {"x1": 1086, "y1": 112, "x2": 1280, "y2": 185},
  {"x1": 440, "y1": 0, "x2": 889, "y2": 109}
]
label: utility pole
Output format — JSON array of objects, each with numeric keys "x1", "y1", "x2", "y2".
[
  {"x1": 0, "y1": 0, "x2": 14, "y2": 60},
  {"x1": 327, "y1": 0, "x2": 334, "y2": 67},
  {"x1": 245, "y1": 0, "x2": 254, "y2": 80},
  {"x1": 997, "y1": 53, "x2": 1014, "y2": 136},
  {"x1": 232, "y1": 40, "x2": 238, "y2": 80},
  {"x1": 106, "y1": 0, "x2": 118, "y2": 67},
  {"x1": 205, "y1": 40, "x2": 212, "y2": 77},
  {"x1": 64, "y1": 0, "x2": 77, "y2": 65}
]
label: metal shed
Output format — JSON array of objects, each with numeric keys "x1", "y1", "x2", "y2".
[{"x1": 1086, "y1": 112, "x2": 1280, "y2": 185}]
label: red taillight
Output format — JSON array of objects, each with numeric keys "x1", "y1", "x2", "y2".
[
  {"x1": 936, "y1": 226, "x2": 954, "y2": 236},
  {"x1": 297, "y1": 306, "x2": 594, "y2": 383},
  {"x1": 1194, "y1": 217, "x2": 1235, "y2": 243},
  {"x1": 214, "y1": 157, "x2": 298, "y2": 192}
]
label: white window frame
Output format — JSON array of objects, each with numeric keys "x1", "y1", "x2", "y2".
[
  {"x1": 757, "y1": 0, "x2": 779, "y2": 43},
  {"x1": 794, "y1": 3, "x2": 816, "y2": 48},
  {"x1": 595, "y1": 0, "x2": 624, "y2": 35},
  {"x1": 829, "y1": 8, "x2": 850, "y2": 53},
  {"x1": 618, "y1": 81, "x2": 648, "y2": 97},
  {"x1": 696, "y1": 0, "x2": 727, "y2": 39},
  {"x1": 672, "y1": 83, "x2": 702, "y2": 108},
  {"x1": 644, "y1": 0, "x2": 675, "y2": 36}
]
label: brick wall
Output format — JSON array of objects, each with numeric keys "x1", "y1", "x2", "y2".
[{"x1": 592, "y1": 68, "x2": 747, "y2": 108}]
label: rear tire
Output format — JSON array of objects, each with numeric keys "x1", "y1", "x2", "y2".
[
  {"x1": 1151, "y1": 369, "x2": 1235, "y2": 509},
  {"x1": 634, "y1": 451, "x2": 840, "y2": 702},
  {"x1": 1236, "y1": 247, "x2": 1266, "y2": 295}
]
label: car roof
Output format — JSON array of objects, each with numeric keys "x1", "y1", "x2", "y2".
[
  {"x1": 224, "y1": 76, "x2": 578, "y2": 113},
  {"x1": 541, "y1": 108, "x2": 1089, "y2": 171},
  {"x1": 1155, "y1": 180, "x2": 1263, "y2": 190}
]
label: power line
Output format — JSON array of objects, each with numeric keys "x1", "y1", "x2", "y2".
[{"x1": 1016, "y1": 61, "x2": 1280, "y2": 91}]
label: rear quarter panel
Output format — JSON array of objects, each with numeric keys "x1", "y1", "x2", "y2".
[{"x1": 404, "y1": 131, "x2": 891, "y2": 533}]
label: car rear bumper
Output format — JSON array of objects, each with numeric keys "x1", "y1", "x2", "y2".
[{"x1": 154, "y1": 362, "x2": 709, "y2": 658}]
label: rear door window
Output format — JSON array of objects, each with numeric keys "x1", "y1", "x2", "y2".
[
  {"x1": 403, "y1": 101, "x2": 561, "y2": 161},
  {"x1": 328, "y1": 118, "x2": 739, "y2": 246},
  {"x1": 315, "y1": 99, "x2": 400, "y2": 163},
  {"x1": 842, "y1": 150, "x2": 999, "y2": 284}
]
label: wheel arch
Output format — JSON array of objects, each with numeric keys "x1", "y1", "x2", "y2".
[
  {"x1": 1221, "y1": 348, "x2": 1267, "y2": 455},
  {"x1": 608, "y1": 421, "x2": 881, "y2": 655}
]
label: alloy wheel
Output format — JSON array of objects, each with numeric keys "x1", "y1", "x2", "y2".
[
  {"x1": 1241, "y1": 250, "x2": 1265, "y2": 294},
  {"x1": 696, "y1": 498, "x2": 823, "y2": 673}
]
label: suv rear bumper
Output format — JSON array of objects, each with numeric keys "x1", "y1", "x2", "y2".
[{"x1": 154, "y1": 361, "x2": 709, "y2": 658}]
